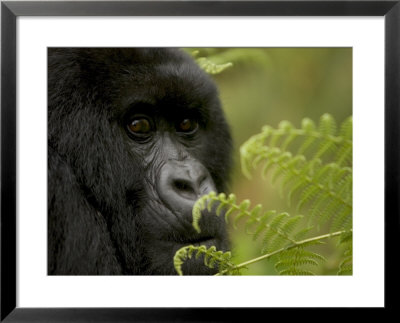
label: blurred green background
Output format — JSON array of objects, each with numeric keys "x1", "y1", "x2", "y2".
[{"x1": 185, "y1": 48, "x2": 352, "y2": 275}]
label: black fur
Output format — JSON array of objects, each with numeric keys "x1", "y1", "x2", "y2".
[{"x1": 48, "y1": 48, "x2": 232, "y2": 275}]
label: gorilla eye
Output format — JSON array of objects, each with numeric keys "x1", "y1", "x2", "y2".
[
  {"x1": 127, "y1": 118, "x2": 152, "y2": 134},
  {"x1": 177, "y1": 119, "x2": 198, "y2": 133}
]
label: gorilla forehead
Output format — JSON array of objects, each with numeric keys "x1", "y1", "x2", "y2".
[
  {"x1": 50, "y1": 48, "x2": 221, "y2": 118},
  {"x1": 115, "y1": 51, "x2": 220, "y2": 118},
  {"x1": 123, "y1": 62, "x2": 218, "y2": 103}
]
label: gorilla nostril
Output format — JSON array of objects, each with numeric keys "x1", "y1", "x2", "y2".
[{"x1": 172, "y1": 179, "x2": 197, "y2": 200}]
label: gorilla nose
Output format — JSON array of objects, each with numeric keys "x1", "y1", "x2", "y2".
[
  {"x1": 158, "y1": 161, "x2": 216, "y2": 213},
  {"x1": 171, "y1": 178, "x2": 200, "y2": 201}
]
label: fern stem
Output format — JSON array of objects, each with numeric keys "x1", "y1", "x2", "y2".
[{"x1": 215, "y1": 229, "x2": 350, "y2": 275}]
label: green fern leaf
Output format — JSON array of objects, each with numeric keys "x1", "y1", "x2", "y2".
[
  {"x1": 319, "y1": 113, "x2": 337, "y2": 136},
  {"x1": 196, "y1": 57, "x2": 233, "y2": 74},
  {"x1": 180, "y1": 114, "x2": 353, "y2": 276},
  {"x1": 173, "y1": 244, "x2": 234, "y2": 275},
  {"x1": 240, "y1": 114, "x2": 352, "y2": 236}
]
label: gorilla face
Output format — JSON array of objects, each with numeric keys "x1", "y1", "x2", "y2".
[{"x1": 48, "y1": 48, "x2": 232, "y2": 275}]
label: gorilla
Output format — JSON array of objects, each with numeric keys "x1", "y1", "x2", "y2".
[{"x1": 48, "y1": 48, "x2": 232, "y2": 275}]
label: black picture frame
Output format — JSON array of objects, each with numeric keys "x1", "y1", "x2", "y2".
[{"x1": 1, "y1": 0, "x2": 398, "y2": 321}]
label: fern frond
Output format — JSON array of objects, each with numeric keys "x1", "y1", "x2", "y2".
[
  {"x1": 188, "y1": 48, "x2": 272, "y2": 71},
  {"x1": 195, "y1": 57, "x2": 233, "y2": 74},
  {"x1": 297, "y1": 118, "x2": 317, "y2": 155},
  {"x1": 338, "y1": 253, "x2": 352, "y2": 275},
  {"x1": 319, "y1": 113, "x2": 337, "y2": 136},
  {"x1": 173, "y1": 245, "x2": 234, "y2": 275},
  {"x1": 177, "y1": 113, "x2": 352, "y2": 276},
  {"x1": 274, "y1": 245, "x2": 328, "y2": 275},
  {"x1": 240, "y1": 114, "x2": 352, "y2": 231},
  {"x1": 337, "y1": 231, "x2": 353, "y2": 275},
  {"x1": 192, "y1": 192, "x2": 305, "y2": 255},
  {"x1": 184, "y1": 49, "x2": 234, "y2": 75}
]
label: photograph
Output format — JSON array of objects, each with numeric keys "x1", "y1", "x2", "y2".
[
  {"x1": 2, "y1": 0, "x2": 396, "y2": 319},
  {"x1": 48, "y1": 47, "x2": 353, "y2": 276}
]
